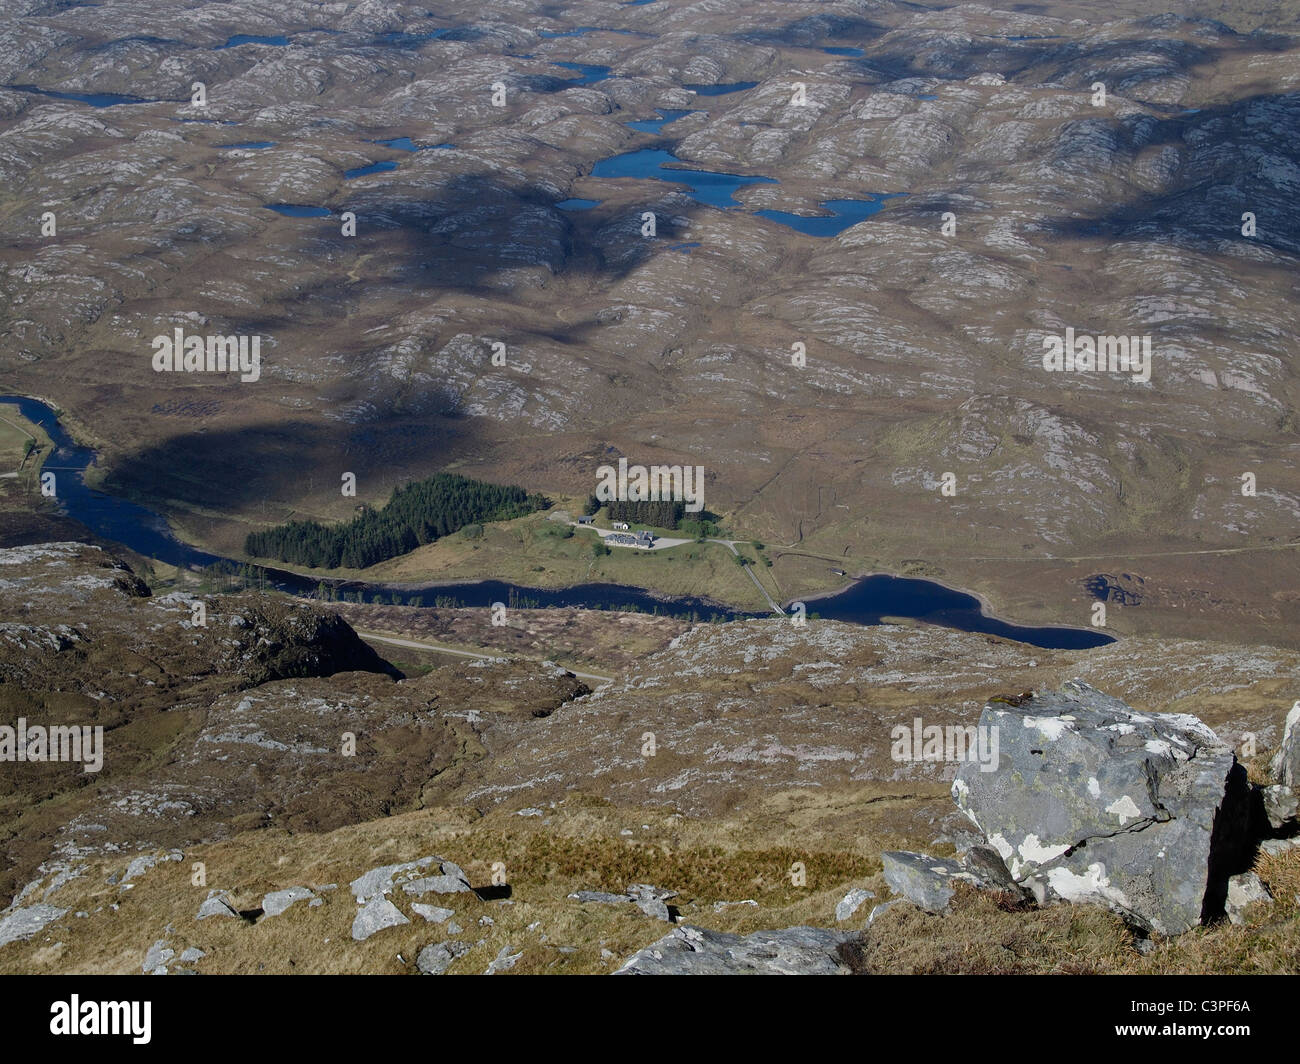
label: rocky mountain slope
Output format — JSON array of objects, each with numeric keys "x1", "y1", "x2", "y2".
[{"x1": 1, "y1": 541, "x2": 1296, "y2": 973}]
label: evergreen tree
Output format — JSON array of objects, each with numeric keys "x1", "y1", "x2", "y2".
[{"x1": 245, "y1": 473, "x2": 549, "y2": 569}]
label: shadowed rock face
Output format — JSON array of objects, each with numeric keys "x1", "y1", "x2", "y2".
[
  {"x1": 0, "y1": 541, "x2": 590, "y2": 906},
  {"x1": 952, "y1": 680, "x2": 1251, "y2": 935},
  {"x1": 0, "y1": 542, "x2": 396, "y2": 708}
]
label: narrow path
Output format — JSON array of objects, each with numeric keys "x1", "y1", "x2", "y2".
[
  {"x1": 710, "y1": 539, "x2": 784, "y2": 614},
  {"x1": 0, "y1": 413, "x2": 36, "y2": 440},
  {"x1": 356, "y1": 629, "x2": 615, "y2": 685}
]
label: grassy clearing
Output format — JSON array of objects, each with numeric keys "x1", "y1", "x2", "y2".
[
  {"x1": 0, "y1": 403, "x2": 50, "y2": 502},
  {"x1": 369, "y1": 511, "x2": 770, "y2": 610}
]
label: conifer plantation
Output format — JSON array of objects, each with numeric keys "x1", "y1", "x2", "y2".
[
  {"x1": 245, "y1": 473, "x2": 549, "y2": 568},
  {"x1": 604, "y1": 499, "x2": 685, "y2": 529}
]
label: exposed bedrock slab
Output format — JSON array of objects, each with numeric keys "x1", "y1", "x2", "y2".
[
  {"x1": 614, "y1": 925, "x2": 854, "y2": 975},
  {"x1": 952, "y1": 680, "x2": 1252, "y2": 935},
  {"x1": 417, "y1": 939, "x2": 470, "y2": 975},
  {"x1": 351, "y1": 896, "x2": 410, "y2": 941},
  {"x1": 260, "y1": 886, "x2": 316, "y2": 918},
  {"x1": 0, "y1": 904, "x2": 66, "y2": 947}
]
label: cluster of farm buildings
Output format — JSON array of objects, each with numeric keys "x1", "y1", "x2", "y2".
[{"x1": 576, "y1": 516, "x2": 657, "y2": 549}]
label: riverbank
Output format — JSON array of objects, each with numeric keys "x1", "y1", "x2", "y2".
[
  {"x1": 0, "y1": 394, "x2": 1114, "y2": 650},
  {"x1": 791, "y1": 568, "x2": 1112, "y2": 650}
]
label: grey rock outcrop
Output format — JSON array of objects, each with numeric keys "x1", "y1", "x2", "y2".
[
  {"x1": 881, "y1": 845, "x2": 1023, "y2": 913},
  {"x1": 952, "y1": 681, "x2": 1252, "y2": 935},
  {"x1": 261, "y1": 886, "x2": 316, "y2": 918},
  {"x1": 614, "y1": 925, "x2": 855, "y2": 975},
  {"x1": 626, "y1": 884, "x2": 677, "y2": 922},
  {"x1": 835, "y1": 888, "x2": 874, "y2": 922},
  {"x1": 867, "y1": 901, "x2": 902, "y2": 927},
  {"x1": 570, "y1": 884, "x2": 676, "y2": 920},
  {"x1": 349, "y1": 858, "x2": 436, "y2": 904},
  {"x1": 1270, "y1": 702, "x2": 1300, "y2": 788},
  {"x1": 123, "y1": 852, "x2": 182, "y2": 883},
  {"x1": 1225, "y1": 873, "x2": 1272, "y2": 926},
  {"x1": 570, "y1": 890, "x2": 631, "y2": 906},
  {"x1": 881, "y1": 853, "x2": 968, "y2": 913},
  {"x1": 0, "y1": 904, "x2": 65, "y2": 947},
  {"x1": 401, "y1": 860, "x2": 473, "y2": 897},
  {"x1": 485, "y1": 945, "x2": 523, "y2": 974},
  {"x1": 351, "y1": 857, "x2": 471, "y2": 904},
  {"x1": 411, "y1": 904, "x2": 455, "y2": 924},
  {"x1": 351, "y1": 896, "x2": 409, "y2": 941},
  {"x1": 196, "y1": 891, "x2": 239, "y2": 921},
  {"x1": 1259, "y1": 837, "x2": 1300, "y2": 858},
  {"x1": 142, "y1": 939, "x2": 174, "y2": 974},
  {"x1": 1261, "y1": 784, "x2": 1298, "y2": 831},
  {"x1": 416, "y1": 939, "x2": 470, "y2": 975}
]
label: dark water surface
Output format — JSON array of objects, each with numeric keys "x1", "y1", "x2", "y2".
[
  {"x1": 264, "y1": 204, "x2": 331, "y2": 217},
  {"x1": 1, "y1": 396, "x2": 1115, "y2": 648},
  {"x1": 624, "y1": 108, "x2": 694, "y2": 134},
  {"x1": 217, "y1": 34, "x2": 290, "y2": 49},
  {"x1": 344, "y1": 160, "x2": 398, "y2": 179},
  {"x1": 552, "y1": 61, "x2": 611, "y2": 85},
  {"x1": 756, "y1": 196, "x2": 903, "y2": 237},
  {"x1": 12, "y1": 85, "x2": 154, "y2": 107},
  {"x1": 685, "y1": 82, "x2": 757, "y2": 96},
  {"x1": 369, "y1": 137, "x2": 454, "y2": 152},
  {"x1": 805, "y1": 574, "x2": 1114, "y2": 650},
  {"x1": 588, "y1": 146, "x2": 895, "y2": 235},
  {"x1": 591, "y1": 148, "x2": 778, "y2": 208}
]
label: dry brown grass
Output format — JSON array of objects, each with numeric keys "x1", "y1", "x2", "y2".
[
  {"x1": 1255, "y1": 846, "x2": 1300, "y2": 918},
  {"x1": 6, "y1": 793, "x2": 1297, "y2": 976},
  {"x1": 855, "y1": 883, "x2": 1138, "y2": 974},
  {"x1": 0, "y1": 795, "x2": 886, "y2": 976}
]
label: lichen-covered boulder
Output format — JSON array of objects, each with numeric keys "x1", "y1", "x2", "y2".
[{"x1": 952, "y1": 680, "x2": 1251, "y2": 935}]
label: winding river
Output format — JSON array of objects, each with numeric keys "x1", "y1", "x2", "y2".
[{"x1": 3, "y1": 395, "x2": 1114, "y2": 649}]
